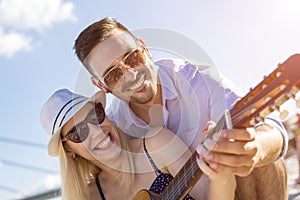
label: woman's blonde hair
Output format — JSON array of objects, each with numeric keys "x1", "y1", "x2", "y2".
[{"x1": 57, "y1": 127, "x2": 135, "y2": 200}]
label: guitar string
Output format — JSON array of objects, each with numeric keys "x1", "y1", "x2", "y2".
[
  {"x1": 162, "y1": 115, "x2": 227, "y2": 200},
  {"x1": 163, "y1": 156, "x2": 200, "y2": 200}
]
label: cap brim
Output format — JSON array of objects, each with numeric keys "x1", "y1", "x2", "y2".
[{"x1": 47, "y1": 90, "x2": 106, "y2": 156}]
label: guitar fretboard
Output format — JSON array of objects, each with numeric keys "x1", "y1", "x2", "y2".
[{"x1": 160, "y1": 116, "x2": 228, "y2": 199}]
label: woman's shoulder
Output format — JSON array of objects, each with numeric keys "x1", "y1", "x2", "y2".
[
  {"x1": 143, "y1": 127, "x2": 192, "y2": 172},
  {"x1": 144, "y1": 127, "x2": 187, "y2": 153}
]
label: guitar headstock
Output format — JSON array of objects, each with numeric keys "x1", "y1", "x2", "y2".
[{"x1": 230, "y1": 54, "x2": 300, "y2": 128}]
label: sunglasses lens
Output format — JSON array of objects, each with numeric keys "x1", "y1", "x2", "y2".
[
  {"x1": 104, "y1": 67, "x2": 123, "y2": 86},
  {"x1": 95, "y1": 102, "x2": 105, "y2": 124},
  {"x1": 77, "y1": 124, "x2": 89, "y2": 142},
  {"x1": 67, "y1": 124, "x2": 89, "y2": 143},
  {"x1": 103, "y1": 49, "x2": 145, "y2": 87},
  {"x1": 124, "y1": 50, "x2": 145, "y2": 68}
]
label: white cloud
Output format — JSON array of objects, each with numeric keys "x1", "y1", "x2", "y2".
[
  {"x1": 43, "y1": 174, "x2": 61, "y2": 189},
  {"x1": 16, "y1": 174, "x2": 61, "y2": 199},
  {"x1": 0, "y1": 0, "x2": 76, "y2": 30},
  {"x1": 0, "y1": 28, "x2": 32, "y2": 57},
  {"x1": 0, "y1": 0, "x2": 76, "y2": 57}
]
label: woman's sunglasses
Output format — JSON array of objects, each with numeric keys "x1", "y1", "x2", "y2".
[{"x1": 61, "y1": 102, "x2": 105, "y2": 143}]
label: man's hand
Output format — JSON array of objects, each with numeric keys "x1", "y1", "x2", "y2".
[
  {"x1": 202, "y1": 128, "x2": 259, "y2": 177},
  {"x1": 197, "y1": 122, "x2": 283, "y2": 177}
]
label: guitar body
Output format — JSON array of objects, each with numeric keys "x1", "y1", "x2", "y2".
[
  {"x1": 132, "y1": 189, "x2": 160, "y2": 200},
  {"x1": 235, "y1": 158, "x2": 288, "y2": 200}
]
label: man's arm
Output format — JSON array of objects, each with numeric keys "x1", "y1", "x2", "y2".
[{"x1": 253, "y1": 123, "x2": 284, "y2": 167}]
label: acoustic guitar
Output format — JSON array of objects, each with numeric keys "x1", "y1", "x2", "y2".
[{"x1": 133, "y1": 54, "x2": 300, "y2": 200}]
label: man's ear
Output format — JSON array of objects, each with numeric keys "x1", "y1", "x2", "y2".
[
  {"x1": 91, "y1": 77, "x2": 110, "y2": 93},
  {"x1": 137, "y1": 38, "x2": 151, "y2": 58}
]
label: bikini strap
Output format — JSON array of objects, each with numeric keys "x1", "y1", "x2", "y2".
[
  {"x1": 95, "y1": 176, "x2": 106, "y2": 200},
  {"x1": 143, "y1": 137, "x2": 162, "y2": 176}
]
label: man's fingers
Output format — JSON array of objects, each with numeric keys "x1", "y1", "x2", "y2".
[
  {"x1": 206, "y1": 160, "x2": 253, "y2": 177},
  {"x1": 201, "y1": 137, "x2": 258, "y2": 155},
  {"x1": 197, "y1": 158, "x2": 215, "y2": 177},
  {"x1": 220, "y1": 127, "x2": 256, "y2": 141},
  {"x1": 204, "y1": 151, "x2": 256, "y2": 167}
]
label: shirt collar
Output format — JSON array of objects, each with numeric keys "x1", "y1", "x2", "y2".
[{"x1": 156, "y1": 60, "x2": 179, "y2": 101}]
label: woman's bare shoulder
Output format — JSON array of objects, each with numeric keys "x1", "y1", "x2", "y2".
[{"x1": 145, "y1": 127, "x2": 187, "y2": 153}]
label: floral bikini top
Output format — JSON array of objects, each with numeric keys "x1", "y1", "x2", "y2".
[{"x1": 95, "y1": 138, "x2": 194, "y2": 199}]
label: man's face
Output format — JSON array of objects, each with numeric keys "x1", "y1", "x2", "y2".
[{"x1": 85, "y1": 30, "x2": 158, "y2": 104}]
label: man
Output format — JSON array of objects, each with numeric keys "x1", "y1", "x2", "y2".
[{"x1": 74, "y1": 17, "x2": 288, "y2": 199}]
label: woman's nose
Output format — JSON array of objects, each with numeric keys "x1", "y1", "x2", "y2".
[{"x1": 87, "y1": 123, "x2": 105, "y2": 137}]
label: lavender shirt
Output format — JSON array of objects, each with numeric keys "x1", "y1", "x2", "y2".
[{"x1": 107, "y1": 58, "x2": 287, "y2": 157}]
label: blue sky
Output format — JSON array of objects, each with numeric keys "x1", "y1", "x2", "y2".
[{"x1": 0, "y1": 0, "x2": 300, "y2": 199}]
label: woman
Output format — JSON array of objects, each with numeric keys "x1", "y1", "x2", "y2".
[{"x1": 40, "y1": 88, "x2": 236, "y2": 200}]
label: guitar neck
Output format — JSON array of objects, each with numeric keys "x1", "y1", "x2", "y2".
[
  {"x1": 160, "y1": 116, "x2": 228, "y2": 199},
  {"x1": 160, "y1": 152, "x2": 202, "y2": 200}
]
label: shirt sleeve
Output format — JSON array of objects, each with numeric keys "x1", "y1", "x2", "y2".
[{"x1": 264, "y1": 116, "x2": 289, "y2": 160}]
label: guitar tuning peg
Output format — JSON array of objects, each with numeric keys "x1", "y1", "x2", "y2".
[
  {"x1": 280, "y1": 109, "x2": 289, "y2": 121},
  {"x1": 276, "y1": 71, "x2": 282, "y2": 78},
  {"x1": 251, "y1": 108, "x2": 257, "y2": 113},
  {"x1": 285, "y1": 91, "x2": 294, "y2": 98},
  {"x1": 269, "y1": 104, "x2": 278, "y2": 111},
  {"x1": 265, "y1": 96, "x2": 271, "y2": 102},
  {"x1": 255, "y1": 115, "x2": 262, "y2": 123},
  {"x1": 262, "y1": 84, "x2": 267, "y2": 89},
  {"x1": 280, "y1": 84, "x2": 287, "y2": 91}
]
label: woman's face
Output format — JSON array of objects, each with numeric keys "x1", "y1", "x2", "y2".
[{"x1": 61, "y1": 102, "x2": 123, "y2": 164}]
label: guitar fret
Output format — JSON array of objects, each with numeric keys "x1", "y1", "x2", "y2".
[{"x1": 161, "y1": 153, "x2": 204, "y2": 199}]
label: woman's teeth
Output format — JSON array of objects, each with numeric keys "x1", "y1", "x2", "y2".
[{"x1": 98, "y1": 135, "x2": 111, "y2": 149}]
